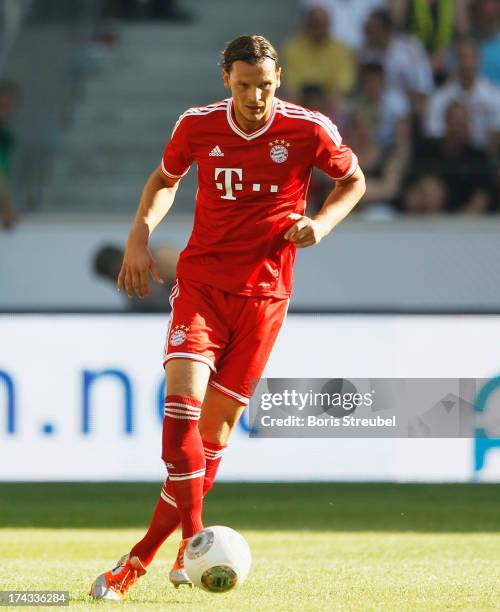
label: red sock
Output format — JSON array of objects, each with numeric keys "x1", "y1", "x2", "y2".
[
  {"x1": 202, "y1": 440, "x2": 226, "y2": 494},
  {"x1": 129, "y1": 439, "x2": 226, "y2": 566},
  {"x1": 129, "y1": 484, "x2": 179, "y2": 565},
  {"x1": 162, "y1": 394, "x2": 205, "y2": 538}
]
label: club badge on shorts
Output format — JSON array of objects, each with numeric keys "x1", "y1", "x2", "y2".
[
  {"x1": 170, "y1": 324, "x2": 189, "y2": 347},
  {"x1": 269, "y1": 139, "x2": 290, "y2": 163}
]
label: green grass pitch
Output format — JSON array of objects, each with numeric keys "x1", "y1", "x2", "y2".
[{"x1": 1, "y1": 482, "x2": 500, "y2": 611}]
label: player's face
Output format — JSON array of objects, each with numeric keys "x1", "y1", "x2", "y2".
[{"x1": 223, "y1": 58, "x2": 281, "y2": 130}]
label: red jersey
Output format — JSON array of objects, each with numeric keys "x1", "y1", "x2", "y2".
[{"x1": 161, "y1": 97, "x2": 358, "y2": 298}]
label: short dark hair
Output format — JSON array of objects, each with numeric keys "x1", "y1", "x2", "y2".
[
  {"x1": 94, "y1": 245, "x2": 124, "y2": 280},
  {"x1": 370, "y1": 9, "x2": 393, "y2": 32},
  {"x1": 360, "y1": 61, "x2": 384, "y2": 77},
  {"x1": 221, "y1": 34, "x2": 279, "y2": 72}
]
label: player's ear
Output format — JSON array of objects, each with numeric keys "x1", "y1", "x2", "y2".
[
  {"x1": 222, "y1": 69, "x2": 231, "y2": 90},
  {"x1": 275, "y1": 67, "x2": 281, "y2": 89}
]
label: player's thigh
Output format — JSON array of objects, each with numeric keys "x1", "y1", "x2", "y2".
[
  {"x1": 163, "y1": 279, "x2": 230, "y2": 400},
  {"x1": 198, "y1": 385, "x2": 246, "y2": 445},
  {"x1": 165, "y1": 358, "x2": 211, "y2": 402},
  {"x1": 210, "y1": 296, "x2": 289, "y2": 402}
]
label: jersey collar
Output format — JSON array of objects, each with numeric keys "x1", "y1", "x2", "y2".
[{"x1": 226, "y1": 98, "x2": 278, "y2": 141}]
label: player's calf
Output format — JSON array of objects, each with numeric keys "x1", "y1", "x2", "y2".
[{"x1": 162, "y1": 394, "x2": 206, "y2": 538}]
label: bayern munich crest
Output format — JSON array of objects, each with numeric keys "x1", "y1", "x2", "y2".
[
  {"x1": 169, "y1": 324, "x2": 189, "y2": 347},
  {"x1": 269, "y1": 139, "x2": 290, "y2": 163}
]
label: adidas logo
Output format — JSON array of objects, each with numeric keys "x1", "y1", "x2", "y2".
[{"x1": 209, "y1": 145, "x2": 224, "y2": 157}]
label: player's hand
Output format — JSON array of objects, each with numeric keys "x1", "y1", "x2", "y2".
[
  {"x1": 284, "y1": 213, "x2": 328, "y2": 248},
  {"x1": 117, "y1": 239, "x2": 164, "y2": 299}
]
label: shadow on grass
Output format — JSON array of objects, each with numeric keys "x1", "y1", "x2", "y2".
[{"x1": 1, "y1": 482, "x2": 499, "y2": 533}]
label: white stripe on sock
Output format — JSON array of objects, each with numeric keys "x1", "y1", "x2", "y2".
[
  {"x1": 164, "y1": 407, "x2": 201, "y2": 417},
  {"x1": 164, "y1": 402, "x2": 201, "y2": 412},
  {"x1": 164, "y1": 412, "x2": 200, "y2": 421},
  {"x1": 160, "y1": 489, "x2": 177, "y2": 508},
  {"x1": 169, "y1": 469, "x2": 206, "y2": 481}
]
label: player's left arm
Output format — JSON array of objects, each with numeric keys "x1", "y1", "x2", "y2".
[{"x1": 284, "y1": 166, "x2": 366, "y2": 248}]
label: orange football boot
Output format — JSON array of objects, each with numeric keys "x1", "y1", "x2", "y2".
[
  {"x1": 90, "y1": 554, "x2": 147, "y2": 600},
  {"x1": 169, "y1": 538, "x2": 193, "y2": 588}
]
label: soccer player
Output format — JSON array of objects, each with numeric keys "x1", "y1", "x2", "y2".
[{"x1": 90, "y1": 34, "x2": 365, "y2": 600}]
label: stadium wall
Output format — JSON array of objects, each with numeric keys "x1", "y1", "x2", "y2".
[
  {"x1": 2, "y1": 218, "x2": 500, "y2": 311},
  {"x1": 1, "y1": 313, "x2": 500, "y2": 482}
]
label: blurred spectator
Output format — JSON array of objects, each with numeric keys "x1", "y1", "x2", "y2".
[
  {"x1": 0, "y1": 80, "x2": 18, "y2": 229},
  {"x1": 298, "y1": 85, "x2": 350, "y2": 213},
  {"x1": 301, "y1": 0, "x2": 387, "y2": 50},
  {"x1": 403, "y1": 101, "x2": 497, "y2": 213},
  {"x1": 345, "y1": 106, "x2": 409, "y2": 215},
  {"x1": 282, "y1": 6, "x2": 356, "y2": 102},
  {"x1": 94, "y1": 243, "x2": 178, "y2": 312},
  {"x1": 299, "y1": 84, "x2": 339, "y2": 118},
  {"x1": 350, "y1": 62, "x2": 410, "y2": 150},
  {"x1": 361, "y1": 10, "x2": 434, "y2": 114},
  {"x1": 343, "y1": 61, "x2": 411, "y2": 215},
  {"x1": 115, "y1": 0, "x2": 194, "y2": 21},
  {"x1": 424, "y1": 37, "x2": 500, "y2": 152},
  {"x1": 401, "y1": 175, "x2": 447, "y2": 214},
  {"x1": 390, "y1": 0, "x2": 470, "y2": 85},
  {"x1": 472, "y1": 0, "x2": 500, "y2": 86}
]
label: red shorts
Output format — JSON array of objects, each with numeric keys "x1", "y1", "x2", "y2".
[{"x1": 163, "y1": 279, "x2": 289, "y2": 404}]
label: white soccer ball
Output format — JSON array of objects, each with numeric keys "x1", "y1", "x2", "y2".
[{"x1": 184, "y1": 526, "x2": 251, "y2": 593}]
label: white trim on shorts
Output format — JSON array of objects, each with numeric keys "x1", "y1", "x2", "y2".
[
  {"x1": 209, "y1": 380, "x2": 250, "y2": 405},
  {"x1": 163, "y1": 279, "x2": 217, "y2": 373},
  {"x1": 164, "y1": 352, "x2": 216, "y2": 372}
]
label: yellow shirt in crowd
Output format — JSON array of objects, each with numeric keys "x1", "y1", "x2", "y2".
[{"x1": 283, "y1": 35, "x2": 356, "y2": 96}]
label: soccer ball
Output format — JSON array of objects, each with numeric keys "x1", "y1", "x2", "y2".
[{"x1": 184, "y1": 526, "x2": 251, "y2": 593}]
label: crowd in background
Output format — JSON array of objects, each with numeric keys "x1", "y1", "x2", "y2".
[
  {"x1": 283, "y1": 0, "x2": 500, "y2": 215},
  {"x1": 2, "y1": 0, "x2": 500, "y2": 229}
]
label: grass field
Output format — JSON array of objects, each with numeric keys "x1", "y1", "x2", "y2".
[{"x1": 1, "y1": 483, "x2": 500, "y2": 611}]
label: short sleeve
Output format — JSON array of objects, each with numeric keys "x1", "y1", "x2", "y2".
[
  {"x1": 161, "y1": 113, "x2": 193, "y2": 179},
  {"x1": 387, "y1": 89, "x2": 410, "y2": 120},
  {"x1": 423, "y1": 89, "x2": 449, "y2": 139},
  {"x1": 406, "y1": 39, "x2": 434, "y2": 95},
  {"x1": 313, "y1": 115, "x2": 358, "y2": 181}
]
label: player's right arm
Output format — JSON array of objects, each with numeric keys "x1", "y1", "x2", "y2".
[
  {"x1": 117, "y1": 167, "x2": 180, "y2": 299},
  {"x1": 118, "y1": 112, "x2": 193, "y2": 299}
]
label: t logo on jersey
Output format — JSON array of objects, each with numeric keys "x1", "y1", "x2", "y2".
[
  {"x1": 215, "y1": 168, "x2": 242, "y2": 200},
  {"x1": 215, "y1": 167, "x2": 279, "y2": 200}
]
